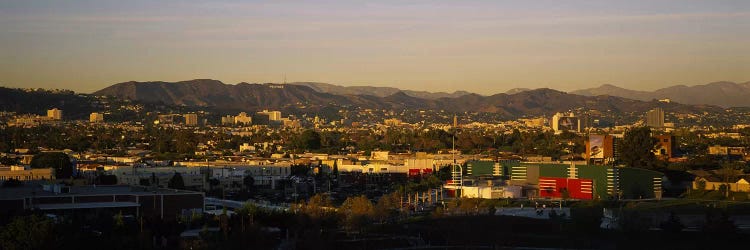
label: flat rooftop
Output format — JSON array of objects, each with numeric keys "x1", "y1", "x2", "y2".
[
  {"x1": 36, "y1": 202, "x2": 140, "y2": 210},
  {"x1": 0, "y1": 183, "x2": 202, "y2": 200}
]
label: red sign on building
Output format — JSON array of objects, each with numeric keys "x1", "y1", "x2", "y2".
[
  {"x1": 539, "y1": 177, "x2": 593, "y2": 200},
  {"x1": 408, "y1": 168, "x2": 434, "y2": 177},
  {"x1": 408, "y1": 169, "x2": 421, "y2": 177}
]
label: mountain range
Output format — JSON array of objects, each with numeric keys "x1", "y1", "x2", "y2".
[
  {"x1": 289, "y1": 82, "x2": 473, "y2": 100},
  {"x1": 282, "y1": 81, "x2": 750, "y2": 108},
  {"x1": 571, "y1": 81, "x2": 750, "y2": 108},
  {"x1": 92, "y1": 79, "x2": 720, "y2": 118},
  {"x1": 0, "y1": 88, "x2": 96, "y2": 120}
]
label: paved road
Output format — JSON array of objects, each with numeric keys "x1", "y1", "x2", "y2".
[
  {"x1": 495, "y1": 207, "x2": 750, "y2": 231},
  {"x1": 205, "y1": 197, "x2": 289, "y2": 212},
  {"x1": 494, "y1": 207, "x2": 571, "y2": 219}
]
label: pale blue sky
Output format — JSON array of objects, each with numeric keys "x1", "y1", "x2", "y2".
[{"x1": 1, "y1": 0, "x2": 748, "y2": 94}]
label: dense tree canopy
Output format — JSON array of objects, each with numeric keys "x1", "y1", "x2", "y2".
[
  {"x1": 618, "y1": 127, "x2": 660, "y2": 169},
  {"x1": 30, "y1": 152, "x2": 73, "y2": 179},
  {"x1": 291, "y1": 129, "x2": 322, "y2": 151},
  {"x1": 0, "y1": 156, "x2": 18, "y2": 165},
  {"x1": 168, "y1": 172, "x2": 185, "y2": 189},
  {"x1": 340, "y1": 195, "x2": 374, "y2": 232},
  {"x1": 0, "y1": 215, "x2": 54, "y2": 250}
]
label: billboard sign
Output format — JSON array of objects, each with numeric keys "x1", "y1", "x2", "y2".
[
  {"x1": 557, "y1": 117, "x2": 579, "y2": 132},
  {"x1": 589, "y1": 135, "x2": 605, "y2": 159}
]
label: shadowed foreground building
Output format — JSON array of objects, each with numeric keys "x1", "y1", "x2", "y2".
[{"x1": 0, "y1": 184, "x2": 203, "y2": 219}]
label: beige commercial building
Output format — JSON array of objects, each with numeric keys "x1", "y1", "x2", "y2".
[
  {"x1": 693, "y1": 176, "x2": 750, "y2": 193},
  {"x1": 221, "y1": 115, "x2": 234, "y2": 125},
  {"x1": 234, "y1": 112, "x2": 252, "y2": 125},
  {"x1": 258, "y1": 110, "x2": 282, "y2": 121},
  {"x1": 89, "y1": 112, "x2": 104, "y2": 123},
  {"x1": 0, "y1": 166, "x2": 54, "y2": 182},
  {"x1": 113, "y1": 167, "x2": 206, "y2": 190}
]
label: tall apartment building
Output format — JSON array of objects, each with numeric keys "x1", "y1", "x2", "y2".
[
  {"x1": 646, "y1": 108, "x2": 664, "y2": 128},
  {"x1": 184, "y1": 113, "x2": 198, "y2": 126},
  {"x1": 47, "y1": 108, "x2": 62, "y2": 120},
  {"x1": 221, "y1": 115, "x2": 234, "y2": 125},
  {"x1": 258, "y1": 110, "x2": 282, "y2": 121}
]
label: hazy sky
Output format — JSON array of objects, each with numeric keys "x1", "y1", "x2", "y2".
[{"x1": 1, "y1": 0, "x2": 749, "y2": 94}]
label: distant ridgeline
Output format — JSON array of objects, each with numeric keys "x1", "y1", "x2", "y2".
[
  {"x1": 0, "y1": 87, "x2": 96, "y2": 120},
  {"x1": 91, "y1": 79, "x2": 723, "y2": 119},
  {"x1": 0, "y1": 79, "x2": 739, "y2": 125},
  {"x1": 0, "y1": 87, "x2": 174, "y2": 122}
]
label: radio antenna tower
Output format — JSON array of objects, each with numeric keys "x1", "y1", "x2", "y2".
[
  {"x1": 452, "y1": 115, "x2": 456, "y2": 163},
  {"x1": 450, "y1": 115, "x2": 462, "y2": 195}
]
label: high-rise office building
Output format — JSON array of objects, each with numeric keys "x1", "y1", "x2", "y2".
[
  {"x1": 47, "y1": 108, "x2": 62, "y2": 120},
  {"x1": 257, "y1": 110, "x2": 282, "y2": 121},
  {"x1": 184, "y1": 113, "x2": 198, "y2": 126},
  {"x1": 234, "y1": 112, "x2": 252, "y2": 125},
  {"x1": 646, "y1": 108, "x2": 664, "y2": 128},
  {"x1": 89, "y1": 112, "x2": 104, "y2": 123}
]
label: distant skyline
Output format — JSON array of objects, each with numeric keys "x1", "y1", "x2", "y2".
[{"x1": 1, "y1": 0, "x2": 749, "y2": 94}]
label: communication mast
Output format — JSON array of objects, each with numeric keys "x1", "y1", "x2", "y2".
[{"x1": 448, "y1": 115, "x2": 462, "y2": 196}]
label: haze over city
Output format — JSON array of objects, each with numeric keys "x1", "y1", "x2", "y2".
[
  {"x1": 7, "y1": 1, "x2": 750, "y2": 249},
  {"x1": 1, "y1": 0, "x2": 749, "y2": 93}
]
